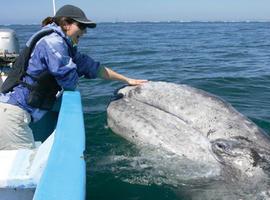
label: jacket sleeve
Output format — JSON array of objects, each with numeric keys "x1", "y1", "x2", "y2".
[
  {"x1": 40, "y1": 36, "x2": 79, "y2": 90},
  {"x1": 73, "y1": 51, "x2": 101, "y2": 79}
]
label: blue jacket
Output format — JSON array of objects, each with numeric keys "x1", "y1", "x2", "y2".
[{"x1": 0, "y1": 23, "x2": 100, "y2": 122}]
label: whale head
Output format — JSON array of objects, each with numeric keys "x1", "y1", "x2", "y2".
[{"x1": 107, "y1": 81, "x2": 270, "y2": 198}]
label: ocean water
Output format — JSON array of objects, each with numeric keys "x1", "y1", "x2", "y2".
[{"x1": 2, "y1": 22, "x2": 270, "y2": 199}]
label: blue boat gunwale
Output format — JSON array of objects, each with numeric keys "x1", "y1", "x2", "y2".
[{"x1": 33, "y1": 91, "x2": 86, "y2": 200}]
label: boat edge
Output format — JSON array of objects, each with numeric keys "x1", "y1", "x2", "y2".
[{"x1": 33, "y1": 91, "x2": 86, "y2": 200}]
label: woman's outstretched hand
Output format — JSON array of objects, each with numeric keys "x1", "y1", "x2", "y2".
[
  {"x1": 126, "y1": 78, "x2": 148, "y2": 86},
  {"x1": 98, "y1": 66, "x2": 148, "y2": 86}
]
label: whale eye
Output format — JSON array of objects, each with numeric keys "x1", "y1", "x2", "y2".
[
  {"x1": 217, "y1": 143, "x2": 226, "y2": 150},
  {"x1": 211, "y1": 140, "x2": 232, "y2": 163},
  {"x1": 211, "y1": 139, "x2": 231, "y2": 154},
  {"x1": 215, "y1": 142, "x2": 229, "y2": 153}
]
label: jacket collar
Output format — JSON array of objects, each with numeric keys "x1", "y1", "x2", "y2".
[{"x1": 26, "y1": 23, "x2": 72, "y2": 47}]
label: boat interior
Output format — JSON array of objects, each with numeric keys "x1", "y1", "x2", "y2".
[{"x1": 0, "y1": 109, "x2": 59, "y2": 200}]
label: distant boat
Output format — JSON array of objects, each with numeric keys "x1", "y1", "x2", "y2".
[
  {"x1": 0, "y1": 28, "x2": 19, "y2": 86},
  {"x1": 0, "y1": 29, "x2": 86, "y2": 200}
]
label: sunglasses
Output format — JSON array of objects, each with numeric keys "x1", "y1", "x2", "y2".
[{"x1": 76, "y1": 23, "x2": 87, "y2": 31}]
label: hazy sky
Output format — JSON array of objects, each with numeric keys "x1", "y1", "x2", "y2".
[{"x1": 1, "y1": 0, "x2": 270, "y2": 24}]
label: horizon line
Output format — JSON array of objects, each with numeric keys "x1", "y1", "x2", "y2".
[{"x1": 1, "y1": 20, "x2": 270, "y2": 26}]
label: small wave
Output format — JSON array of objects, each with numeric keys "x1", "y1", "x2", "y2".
[{"x1": 125, "y1": 50, "x2": 158, "y2": 56}]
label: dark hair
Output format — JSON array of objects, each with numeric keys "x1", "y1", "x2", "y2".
[
  {"x1": 42, "y1": 17, "x2": 54, "y2": 27},
  {"x1": 41, "y1": 16, "x2": 76, "y2": 32}
]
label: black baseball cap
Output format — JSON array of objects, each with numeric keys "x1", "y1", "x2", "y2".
[{"x1": 55, "y1": 5, "x2": 96, "y2": 28}]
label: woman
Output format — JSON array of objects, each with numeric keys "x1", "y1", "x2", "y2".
[{"x1": 0, "y1": 5, "x2": 147, "y2": 150}]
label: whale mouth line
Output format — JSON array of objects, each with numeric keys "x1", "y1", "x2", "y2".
[
  {"x1": 114, "y1": 86, "x2": 192, "y2": 125},
  {"x1": 136, "y1": 99, "x2": 190, "y2": 125}
]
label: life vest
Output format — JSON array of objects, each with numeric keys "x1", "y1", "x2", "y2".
[{"x1": 1, "y1": 28, "x2": 64, "y2": 110}]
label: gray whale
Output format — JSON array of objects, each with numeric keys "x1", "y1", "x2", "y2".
[{"x1": 107, "y1": 81, "x2": 270, "y2": 199}]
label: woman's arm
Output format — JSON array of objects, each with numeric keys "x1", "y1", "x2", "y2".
[{"x1": 98, "y1": 66, "x2": 148, "y2": 86}]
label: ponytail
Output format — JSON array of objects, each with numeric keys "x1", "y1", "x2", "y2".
[{"x1": 42, "y1": 17, "x2": 54, "y2": 27}]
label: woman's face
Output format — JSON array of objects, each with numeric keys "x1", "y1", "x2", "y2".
[{"x1": 65, "y1": 22, "x2": 87, "y2": 44}]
